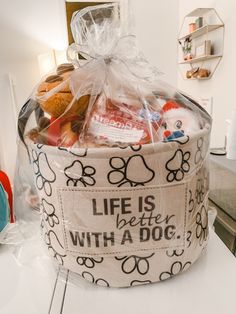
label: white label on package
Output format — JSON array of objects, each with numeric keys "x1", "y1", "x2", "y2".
[
  {"x1": 58, "y1": 184, "x2": 187, "y2": 256},
  {"x1": 88, "y1": 119, "x2": 144, "y2": 143}
]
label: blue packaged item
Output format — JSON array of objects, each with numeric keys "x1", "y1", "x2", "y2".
[{"x1": 0, "y1": 183, "x2": 9, "y2": 232}]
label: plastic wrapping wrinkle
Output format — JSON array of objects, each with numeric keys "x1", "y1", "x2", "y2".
[{"x1": 13, "y1": 3, "x2": 212, "y2": 287}]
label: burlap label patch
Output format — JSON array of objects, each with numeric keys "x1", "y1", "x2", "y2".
[{"x1": 58, "y1": 184, "x2": 187, "y2": 256}]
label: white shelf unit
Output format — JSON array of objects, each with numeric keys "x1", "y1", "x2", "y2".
[
  {"x1": 178, "y1": 8, "x2": 224, "y2": 80},
  {"x1": 179, "y1": 54, "x2": 222, "y2": 65},
  {"x1": 179, "y1": 24, "x2": 224, "y2": 41}
]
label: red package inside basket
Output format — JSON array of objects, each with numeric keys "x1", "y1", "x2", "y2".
[{"x1": 81, "y1": 93, "x2": 163, "y2": 147}]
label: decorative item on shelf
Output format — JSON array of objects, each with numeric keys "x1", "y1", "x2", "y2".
[
  {"x1": 189, "y1": 22, "x2": 196, "y2": 33},
  {"x1": 195, "y1": 40, "x2": 212, "y2": 57},
  {"x1": 178, "y1": 8, "x2": 224, "y2": 80},
  {"x1": 186, "y1": 67, "x2": 210, "y2": 79},
  {"x1": 179, "y1": 37, "x2": 193, "y2": 61},
  {"x1": 195, "y1": 17, "x2": 203, "y2": 29}
]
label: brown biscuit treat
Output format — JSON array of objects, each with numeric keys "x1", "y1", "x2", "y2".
[
  {"x1": 27, "y1": 127, "x2": 48, "y2": 144},
  {"x1": 57, "y1": 63, "x2": 74, "y2": 75},
  {"x1": 37, "y1": 73, "x2": 71, "y2": 94},
  {"x1": 45, "y1": 75, "x2": 63, "y2": 83},
  {"x1": 27, "y1": 128, "x2": 39, "y2": 142},
  {"x1": 38, "y1": 117, "x2": 50, "y2": 130}
]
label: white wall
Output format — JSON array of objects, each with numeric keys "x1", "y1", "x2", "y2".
[
  {"x1": 130, "y1": 0, "x2": 179, "y2": 86},
  {"x1": 178, "y1": 0, "x2": 236, "y2": 148},
  {"x1": 0, "y1": 0, "x2": 68, "y2": 180}
]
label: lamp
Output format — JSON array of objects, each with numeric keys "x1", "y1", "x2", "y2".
[{"x1": 38, "y1": 50, "x2": 67, "y2": 77}]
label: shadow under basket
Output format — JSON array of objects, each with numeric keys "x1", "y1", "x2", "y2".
[{"x1": 29, "y1": 126, "x2": 210, "y2": 287}]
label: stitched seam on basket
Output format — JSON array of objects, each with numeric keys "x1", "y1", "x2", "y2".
[
  {"x1": 63, "y1": 244, "x2": 186, "y2": 256},
  {"x1": 57, "y1": 184, "x2": 188, "y2": 256},
  {"x1": 58, "y1": 183, "x2": 189, "y2": 193},
  {"x1": 58, "y1": 190, "x2": 69, "y2": 252},
  {"x1": 183, "y1": 182, "x2": 188, "y2": 248}
]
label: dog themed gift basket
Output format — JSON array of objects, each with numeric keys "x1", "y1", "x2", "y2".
[{"x1": 17, "y1": 3, "x2": 212, "y2": 287}]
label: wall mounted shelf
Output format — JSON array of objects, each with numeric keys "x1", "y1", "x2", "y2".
[
  {"x1": 178, "y1": 8, "x2": 224, "y2": 80},
  {"x1": 179, "y1": 54, "x2": 222, "y2": 65},
  {"x1": 179, "y1": 24, "x2": 224, "y2": 41}
]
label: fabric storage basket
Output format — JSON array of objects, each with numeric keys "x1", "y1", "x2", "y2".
[
  {"x1": 17, "y1": 3, "x2": 212, "y2": 287},
  {"x1": 26, "y1": 123, "x2": 210, "y2": 287}
]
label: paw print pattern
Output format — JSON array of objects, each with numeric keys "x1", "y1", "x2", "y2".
[
  {"x1": 196, "y1": 205, "x2": 208, "y2": 246},
  {"x1": 119, "y1": 145, "x2": 142, "y2": 152},
  {"x1": 166, "y1": 249, "x2": 184, "y2": 257},
  {"x1": 64, "y1": 160, "x2": 96, "y2": 187},
  {"x1": 108, "y1": 155, "x2": 155, "y2": 187},
  {"x1": 40, "y1": 198, "x2": 59, "y2": 228},
  {"x1": 115, "y1": 254, "x2": 154, "y2": 275},
  {"x1": 58, "y1": 147, "x2": 87, "y2": 157},
  {"x1": 31, "y1": 150, "x2": 56, "y2": 197},
  {"x1": 165, "y1": 149, "x2": 190, "y2": 182},
  {"x1": 36, "y1": 144, "x2": 44, "y2": 150},
  {"x1": 195, "y1": 178, "x2": 206, "y2": 205},
  {"x1": 130, "y1": 280, "x2": 152, "y2": 286},
  {"x1": 186, "y1": 231, "x2": 192, "y2": 248},
  {"x1": 82, "y1": 271, "x2": 109, "y2": 287},
  {"x1": 159, "y1": 261, "x2": 191, "y2": 281},
  {"x1": 76, "y1": 256, "x2": 103, "y2": 269},
  {"x1": 195, "y1": 137, "x2": 204, "y2": 165},
  {"x1": 44, "y1": 230, "x2": 66, "y2": 265},
  {"x1": 189, "y1": 190, "x2": 195, "y2": 213}
]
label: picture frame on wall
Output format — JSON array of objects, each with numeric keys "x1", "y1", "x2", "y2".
[{"x1": 195, "y1": 40, "x2": 211, "y2": 57}]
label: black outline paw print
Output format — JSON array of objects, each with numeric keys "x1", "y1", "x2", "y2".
[
  {"x1": 196, "y1": 205, "x2": 208, "y2": 246},
  {"x1": 189, "y1": 190, "x2": 195, "y2": 213},
  {"x1": 64, "y1": 160, "x2": 96, "y2": 187},
  {"x1": 186, "y1": 231, "x2": 192, "y2": 248},
  {"x1": 40, "y1": 198, "x2": 59, "y2": 228},
  {"x1": 159, "y1": 261, "x2": 191, "y2": 281},
  {"x1": 82, "y1": 271, "x2": 109, "y2": 287},
  {"x1": 115, "y1": 254, "x2": 154, "y2": 275},
  {"x1": 44, "y1": 230, "x2": 66, "y2": 265},
  {"x1": 195, "y1": 178, "x2": 205, "y2": 205},
  {"x1": 165, "y1": 149, "x2": 190, "y2": 182},
  {"x1": 76, "y1": 256, "x2": 103, "y2": 269},
  {"x1": 108, "y1": 155, "x2": 155, "y2": 187},
  {"x1": 130, "y1": 280, "x2": 152, "y2": 286},
  {"x1": 58, "y1": 147, "x2": 87, "y2": 157},
  {"x1": 195, "y1": 137, "x2": 204, "y2": 165},
  {"x1": 119, "y1": 145, "x2": 142, "y2": 152},
  {"x1": 166, "y1": 249, "x2": 184, "y2": 257},
  {"x1": 31, "y1": 150, "x2": 56, "y2": 197}
]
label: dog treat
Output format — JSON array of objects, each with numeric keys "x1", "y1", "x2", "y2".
[
  {"x1": 81, "y1": 93, "x2": 162, "y2": 147},
  {"x1": 57, "y1": 63, "x2": 74, "y2": 75},
  {"x1": 36, "y1": 61, "x2": 90, "y2": 122}
]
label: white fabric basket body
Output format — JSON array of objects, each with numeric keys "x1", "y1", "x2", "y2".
[{"x1": 29, "y1": 127, "x2": 210, "y2": 287}]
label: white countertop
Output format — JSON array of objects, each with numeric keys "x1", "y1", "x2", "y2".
[{"x1": 0, "y1": 230, "x2": 236, "y2": 314}]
